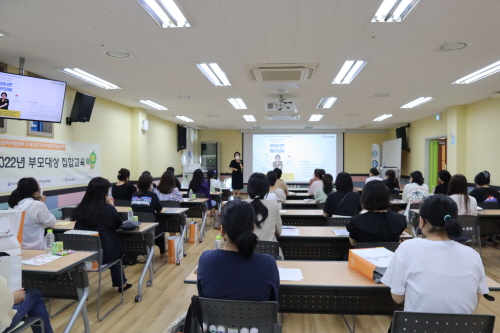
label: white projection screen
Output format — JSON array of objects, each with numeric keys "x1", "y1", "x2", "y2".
[{"x1": 242, "y1": 131, "x2": 344, "y2": 183}]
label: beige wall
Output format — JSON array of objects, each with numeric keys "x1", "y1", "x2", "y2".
[
  {"x1": 344, "y1": 132, "x2": 391, "y2": 174},
  {"x1": 146, "y1": 114, "x2": 182, "y2": 177},
  {"x1": 198, "y1": 130, "x2": 242, "y2": 173}
]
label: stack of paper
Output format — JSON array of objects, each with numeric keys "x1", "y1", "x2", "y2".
[
  {"x1": 331, "y1": 228, "x2": 349, "y2": 236},
  {"x1": 280, "y1": 229, "x2": 300, "y2": 236},
  {"x1": 278, "y1": 268, "x2": 304, "y2": 281}
]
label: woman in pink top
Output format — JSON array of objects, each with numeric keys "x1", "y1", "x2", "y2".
[{"x1": 308, "y1": 169, "x2": 325, "y2": 195}]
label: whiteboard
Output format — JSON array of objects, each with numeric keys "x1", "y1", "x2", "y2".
[{"x1": 382, "y1": 138, "x2": 402, "y2": 173}]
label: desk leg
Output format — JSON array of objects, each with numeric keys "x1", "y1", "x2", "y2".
[
  {"x1": 199, "y1": 210, "x2": 207, "y2": 243},
  {"x1": 64, "y1": 286, "x2": 90, "y2": 333},
  {"x1": 135, "y1": 230, "x2": 155, "y2": 302}
]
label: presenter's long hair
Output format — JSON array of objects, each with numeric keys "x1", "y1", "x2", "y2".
[
  {"x1": 189, "y1": 169, "x2": 205, "y2": 193},
  {"x1": 8, "y1": 177, "x2": 40, "y2": 208},
  {"x1": 221, "y1": 200, "x2": 258, "y2": 259},
  {"x1": 73, "y1": 177, "x2": 111, "y2": 227},
  {"x1": 247, "y1": 173, "x2": 269, "y2": 228}
]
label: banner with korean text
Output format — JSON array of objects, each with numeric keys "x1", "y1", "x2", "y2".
[{"x1": 0, "y1": 135, "x2": 100, "y2": 193}]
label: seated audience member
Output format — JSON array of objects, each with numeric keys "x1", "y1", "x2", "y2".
[
  {"x1": 73, "y1": 177, "x2": 131, "y2": 292},
  {"x1": 382, "y1": 195, "x2": 488, "y2": 315},
  {"x1": 323, "y1": 172, "x2": 361, "y2": 217},
  {"x1": 383, "y1": 169, "x2": 400, "y2": 194},
  {"x1": 434, "y1": 170, "x2": 451, "y2": 195},
  {"x1": 469, "y1": 171, "x2": 500, "y2": 204},
  {"x1": 155, "y1": 171, "x2": 183, "y2": 202},
  {"x1": 110, "y1": 168, "x2": 136, "y2": 201},
  {"x1": 166, "y1": 166, "x2": 182, "y2": 191},
  {"x1": 308, "y1": 169, "x2": 326, "y2": 195},
  {"x1": 0, "y1": 274, "x2": 53, "y2": 333},
  {"x1": 246, "y1": 173, "x2": 282, "y2": 245},
  {"x1": 347, "y1": 181, "x2": 406, "y2": 246},
  {"x1": 273, "y1": 168, "x2": 289, "y2": 196},
  {"x1": 402, "y1": 171, "x2": 429, "y2": 216},
  {"x1": 207, "y1": 170, "x2": 222, "y2": 189},
  {"x1": 189, "y1": 169, "x2": 214, "y2": 216},
  {"x1": 365, "y1": 168, "x2": 383, "y2": 183},
  {"x1": 142, "y1": 171, "x2": 156, "y2": 188},
  {"x1": 308, "y1": 169, "x2": 319, "y2": 188},
  {"x1": 8, "y1": 177, "x2": 56, "y2": 250},
  {"x1": 447, "y1": 174, "x2": 477, "y2": 216},
  {"x1": 131, "y1": 173, "x2": 166, "y2": 258},
  {"x1": 314, "y1": 173, "x2": 334, "y2": 204},
  {"x1": 197, "y1": 200, "x2": 280, "y2": 301},
  {"x1": 264, "y1": 171, "x2": 286, "y2": 204}
]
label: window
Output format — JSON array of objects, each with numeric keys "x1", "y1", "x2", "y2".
[{"x1": 27, "y1": 121, "x2": 54, "y2": 138}]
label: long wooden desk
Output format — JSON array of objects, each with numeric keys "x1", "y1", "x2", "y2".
[
  {"x1": 22, "y1": 250, "x2": 94, "y2": 333},
  {"x1": 185, "y1": 261, "x2": 500, "y2": 316},
  {"x1": 280, "y1": 209, "x2": 326, "y2": 226},
  {"x1": 283, "y1": 200, "x2": 317, "y2": 210},
  {"x1": 50, "y1": 222, "x2": 159, "y2": 302},
  {"x1": 115, "y1": 206, "x2": 189, "y2": 214},
  {"x1": 180, "y1": 198, "x2": 210, "y2": 242},
  {"x1": 278, "y1": 227, "x2": 412, "y2": 260},
  {"x1": 286, "y1": 193, "x2": 312, "y2": 200}
]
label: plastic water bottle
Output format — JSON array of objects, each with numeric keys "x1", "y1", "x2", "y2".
[
  {"x1": 127, "y1": 208, "x2": 134, "y2": 221},
  {"x1": 189, "y1": 188, "x2": 193, "y2": 199},
  {"x1": 214, "y1": 236, "x2": 223, "y2": 250},
  {"x1": 45, "y1": 229, "x2": 55, "y2": 254}
]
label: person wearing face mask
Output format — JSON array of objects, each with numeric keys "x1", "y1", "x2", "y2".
[{"x1": 229, "y1": 152, "x2": 244, "y2": 198}]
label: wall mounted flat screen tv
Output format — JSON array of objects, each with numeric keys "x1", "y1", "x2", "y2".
[{"x1": 0, "y1": 72, "x2": 67, "y2": 123}]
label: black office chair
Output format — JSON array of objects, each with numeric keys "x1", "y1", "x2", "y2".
[
  {"x1": 390, "y1": 194, "x2": 402, "y2": 200},
  {"x1": 317, "y1": 203, "x2": 325, "y2": 209},
  {"x1": 326, "y1": 217, "x2": 351, "y2": 227},
  {"x1": 409, "y1": 203, "x2": 421, "y2": 210},
  {"x1": 457, "y1": 215, "x2": 481, "y2": 257},
  {"x1": 160, "y1": 200, "x2": 181, "y2": 208},
  {"x1": 114, "y1": 200, "x2": 131, "y2": 207},
  {"x1": 478, "y1": 202, "x2": 500, "y2": 209},
  {"x1": 391, "y1": 311, "x2": 495, "y2": 333},
  {"x1": 60, "y1": 207, "x2": 75, "y2": 220},
  {"x1": 255, "y1": 240, "x2": 281, "y2": 260},
  {"x1": 8, "y1": 317, "x2": 45, "y2": 333},
  {"x1": 355, "y1": 242, "x2": 400, "y2": 252}
]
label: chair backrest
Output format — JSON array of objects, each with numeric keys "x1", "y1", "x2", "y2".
[
  {"x1": 215, "y1": 187, "x2": 221, "y2": 192},
  {"x1": 355, "y1": 242, "x2": 400, "y2": 252},
  {"x1": 196, "y1": 297, "x2": 281, "y2": 333},
  {"x1": 317, "y1": 203, "x2": 325, "y2": 209},
  {"x1": 326, "y1": 217, "x2": 351, "y2": 227},
  {"x1": 478, "y1": 202, "x2": 500, "y2": 209},
  {"x1": 391, "y1": 311, "x2": 495, "y2": 333},
  {"x1": 114, "y1": 200, "x2": 131, "y2": 207},
  {"x1": 195, "y1": 193, "x2": 207, "y2": 199},
  {"x1": 409, "y1": 203, "x2": 421, "y2": 209},
  {"x1": 390, "y1": 194, "x2": 402, "y2": 200},
  {"x1": 457, "y1": 215, "x2": 479, "y2": 236},
  {"x1": 255, "y1": 240, "x2": 280, "y2": 260},
  {"x1": 55, "y1": 234, "x2": 102, "y2": 263},
  {"x1": 160, "y1": 200, "x2": 181, "y2": 208},
  {"x1": 61, "y1": 207, "x2": 75, "y2": 220}
]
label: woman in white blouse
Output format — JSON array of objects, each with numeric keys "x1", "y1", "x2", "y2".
[
  {"x1": 8, "y1": 178, "x2": 56, "y2": 250},
  {"x1": 447, "y1": 174, "x2": 477, "y2": 216}
]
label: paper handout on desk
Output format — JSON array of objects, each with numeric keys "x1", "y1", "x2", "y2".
[
  {"x1": 22, "y1": 254, "x2": 62, "y2": 266},
  {"x1": 278, "y1": 268, "x2": 304, "y2": 281},
  {"x1": 331, "y1": 228, "x2": 349, "y2": 236},
  {"x1": 348, "y1": 247, "x2": 394, "y2": 283},
  {"x1": 279, "y1": 210, "x2": 287, "y2": 213},
  {"x1": 280, "y1": 229, "x2": 300, "y2": 236}
]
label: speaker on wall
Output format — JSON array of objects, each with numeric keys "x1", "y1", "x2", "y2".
[
  {"x1": 66, "y1": 92, "x2": 96, "y2": 125},
  {"x1": 177, "y1": 125, "x2": 187, "y2": 152}
]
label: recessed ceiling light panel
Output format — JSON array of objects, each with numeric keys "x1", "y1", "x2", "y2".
[
  {"x1": 331, "y1": 61, "x2": 367, "y2": 84},
  {"x1": 228, "y1": 98, "x2": 247, "y2": 109},
  {"x1": 400, "y1": 97, "x2": 433, "y2": 109},
  {"x1": 59, "y1": 68, "x2": 121, "y2": 89},
  {"x1": 372, "y1": 0, "x2": 420, "y2": 22},
  {"x1": 373, "y1": 114, "x2": 393, "y2": 121},
  {"x1": 316, "y1": 97, "x2": 337, "y2": 109},
  {"x1": 139, "y1": 99, "x2": 168, "y2": 110},
  {"x1": 196, "y1": 63, "x2": 231, "y2": 86},
  {"x1": 137, "y1": 0, "x2": 190, "y2": 28},
  {"x1": 176, "y1": 115, "x2": 194, "y2": 122},
  {"x1": 453, "y1": 60, "x2": 500, "y2": 84},
  {"x1": 309, "y1": 114, "x2": 324, "y2": 122},
  {"x1": 242, "y1": 115, "x2": 256, "y2": 122}
]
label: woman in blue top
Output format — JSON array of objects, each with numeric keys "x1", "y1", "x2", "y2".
[
  {"x1": 189, "y1": 169, "x2": 214, "y2": 216},
  {"x1": 197, "y1": 200, "x2": 280, "y2": 302}
]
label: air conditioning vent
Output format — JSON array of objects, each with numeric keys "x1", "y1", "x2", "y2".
[
  {"x1": 265, "y1": 115, "x2": 300, "y2": 121},
  {"x1": 246, "y1": 63, "x2": 317, "y2": 82}
]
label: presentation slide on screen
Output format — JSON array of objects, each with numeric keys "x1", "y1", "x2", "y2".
[
  {"x1": 0, "y1": 72, "x2": 67, "y2": 123},
  {"x1": 249, "y1": 134, "x2": 340, "y2": 182}
]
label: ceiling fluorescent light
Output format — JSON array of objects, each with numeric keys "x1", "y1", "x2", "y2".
[
  {"x1": 309, "y1": 114, "x2": 324, "y2": 122},
  {"x1": 316, "y1": 97, "x2": 337, "y2": 109},
  {"x1": 176, "y1": 115, "x2": 194, "y2": 122},
  {"x1": 137, "y1": 0, "x2": 190, "y2": 28},
  {"x1": 228, "y1": 98, "x2": 247, "y2": 109},
  {"x1": 139, "y1": 99, "x2": 168, "y2": 110},
  {"x1": 373, "y1": 114, "x2": 393, "y2": 121},
  {"x1": 242, "y1": 115, "x2": 256, "y2": 122},
  {"x1": 401, "y1": 97, "x2": 433, "y2": 108},
  {"x1": 196, "y1": 63, "x2": 231, "y2": 86},
  {"x1": 453, "y1": 60, "x2": 500, "y2": 84},
  {"x1": 372, "y1": 0, "x2": 420, "y2": 22},
  {"x1": 59, "y1": 68, "x2": 121, "y2": 89},
  {"x1": 332, "y1": 61, "x2": 367, "y2": 84}
]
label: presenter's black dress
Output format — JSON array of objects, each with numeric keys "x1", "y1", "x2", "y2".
[{"x1": 230, "y1": 159, "x2": 243, "y2": 190}]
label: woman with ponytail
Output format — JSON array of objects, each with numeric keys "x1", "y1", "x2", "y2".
[
  {"x1": 8, "y1": 177, "x2": 56, "y2": 249},
  {"x1": 197, "y1": 200, "x2": 279, "y2": 301},
  {"x1": 246, "y1": 173, "x2": 282, "y2": 244},
  {"x1": 382, "y1": 195, "x2": 488, "y2": 314}
]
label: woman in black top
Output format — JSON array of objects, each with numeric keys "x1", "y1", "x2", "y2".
[
  {"x1": 382, "y1": 169, "x2": 400, "y2": 194},
  {"x1": 131, "y1": 173, "x2": 166, "y2": 258},
  {"x1": 229, "y1": 151, "x2": 244, "y2": 198},
  {"x1": 469, "y1": 170, "x2": 500, "y2": 203},
  {"x1": 434, "y1": 170, "x2": 451, "y2": 195},
  {"x1": 73, "y1": 177, "x2": 131, "y2": 291},
  {"x1": 323, "y1": 172, "x2": 361, "y2": 217},
  {"x1": 346, "y1": 181, "x2": 407, "y2": 246},
  {"x1": 0, "y1": 92, "x2": 9, "y2": 109},
  {"x1": 111, "y1": 168, "x2": 136, "y2": 201}
]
